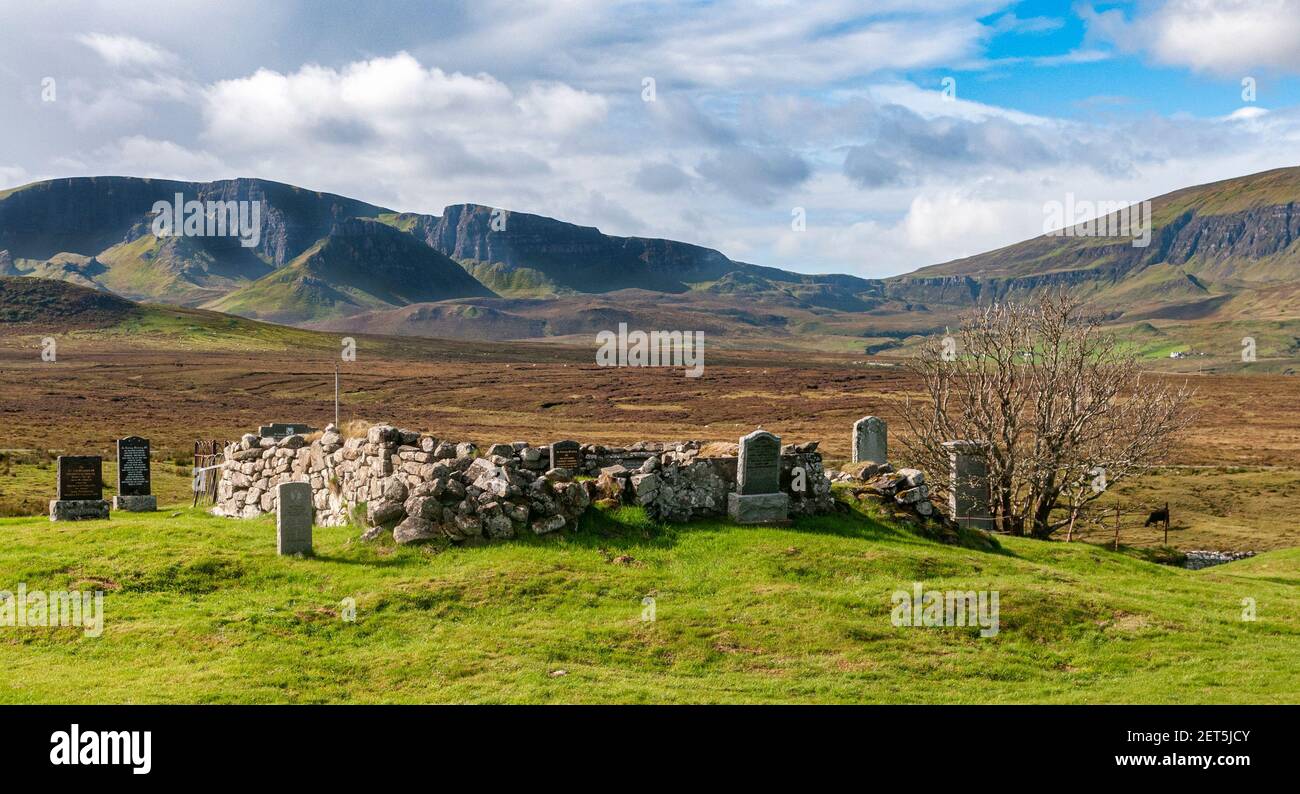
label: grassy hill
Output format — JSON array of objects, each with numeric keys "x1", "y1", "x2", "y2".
[
  {"x1": 205, "y1": 219, "x2": 494, "y2": 323},
  {"x1": 0, "y1": 497, "x2": 1294, "y2": 704},
  {"x1": 893, "y1": 166, "x2": 1300, "y2": 322}
]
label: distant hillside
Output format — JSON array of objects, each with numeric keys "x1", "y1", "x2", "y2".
[
  {"x1": 205, "y1": 219, "x2": 494, "y2": 323},
  {"x1": 0, "y1": 275, "x2": 137, "y2": 327},
  {"x1": 401, "y1": 203, "x2": 742, "y2": 294},
  {"x1": 307, "y1": 289, "x2": 797, "y2": 342},
  {"x1": 2, "y1": 167, "x2": 1299, "y2": 345},
  {"x1": 889, "y1": 167, "x2": 1300, "y2": 321},
  {"x1": 0, "y1": 176, "x2": 388, "y2": 305}
]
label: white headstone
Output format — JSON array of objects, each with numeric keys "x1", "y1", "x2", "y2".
[
  {"x1": 852, "y1": 416, "x2": 886, "y2": 464},
  {"x1": 942, "y1": 440, "x2": 992, "y2": 531}
]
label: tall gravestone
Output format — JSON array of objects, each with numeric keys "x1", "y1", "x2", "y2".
[
  {"x1": 852, "y1": 416, "x2": 887, "y2": 464},
  {"x1": 942, "y1": 440, "x2": 993, "y2": 531},
  {"x1": 113, "y1": 436, "x2": 157, "y2": 512},
  {"x1": 727, "y1": 429, "x2": 789, "y2": 524},
  {"x1": 549, "y1": 440, "x2": 581, "y2": 473},
  {"x1": 276, "y1": 481, "x2": 314, "y2": 555},
  {"x1": 50, "y1": 456, "x2": 110, "y2": 521}
]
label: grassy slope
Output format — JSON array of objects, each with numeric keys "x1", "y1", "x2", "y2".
[{"x1": 0, "y1": 498, "x2": 1294, "y2": 704}]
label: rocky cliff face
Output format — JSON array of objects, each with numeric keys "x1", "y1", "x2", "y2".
[
  {"x1": 416, "y1": 203, "x2": 740, "y2": 293},
  {"x1": 0, "y1": 176, "x2": 388, "y2": 267},
  {"x1": 887, "y1": 168, "x2": 1300, "y2": 316}
]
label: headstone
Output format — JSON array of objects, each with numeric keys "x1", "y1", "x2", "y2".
[
  {"x1": 549, "y1": 440, "x2": 581, "y2": 472},
  {"x1": 942, "y1": 440, "x2": 993, "y2": 531},
  {"x1": 113, "y1": 436, "x2": 157, "y2": 511},
  {"x1": 50, "y1": 456, "x2": 110, "y2": 521},
  {"x1": 727, "y1": 429, "x2": 789, "y2": 524},
  {"x1": 276, "y1": 481, "x2": 314, "y2": 555},
  {"x1": 258, "y1": 423, "x2": 314, "y2": 440},
  {"x1": 852, "y1": 416, "x2": 887, "y2": 464}
]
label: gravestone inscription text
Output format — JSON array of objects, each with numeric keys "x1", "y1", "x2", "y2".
[
  {"x1": 117, "y1": 436, "x2": 151, "y2": 496},
  {"x1": 58, "y1": 456, "x2": 103, "y2": 501}
]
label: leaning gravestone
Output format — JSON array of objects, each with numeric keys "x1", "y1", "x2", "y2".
[
  {"x1": 549, "y1": 440, "x2": 581, "y2": 473},
  {"x1": 852, "y1": 416, "x2": 887, "y2": 464},
  {"x1": 276, "y1": 481, "x2": 313, "y2": 555},
  {"x1": 50, "y1": 456, "x2": 110, "y2": 521},
  {"x1": 113, "y1": 436, "x2": 157, "y2": 512},
  {"x1": 942, "y1": 440, "x2": 993, "y2": 531},
  {"x1": 727, "y1": 429, "x2": 789, "y2": 524}
]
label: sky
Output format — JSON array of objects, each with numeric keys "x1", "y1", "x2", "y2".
[{"x1": 2, "y1": 0, "x2": 1299, "y2": 278}]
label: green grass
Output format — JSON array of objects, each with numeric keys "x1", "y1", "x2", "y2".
[
  {"x1": 456, "y1": 259, "x2": 558, "y2": 296},
  {"x1": 1, "y1": 498, "x2": 1295, "y2": 704}
]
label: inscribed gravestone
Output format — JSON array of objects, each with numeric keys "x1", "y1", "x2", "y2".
[
  {"x1": 117, "y1": 437, "x2": 150, "y2": 495},
  {"x1": 58, "y1": 456, "x2": 102, "y2": 500},
  {"x1": 276, "y1": 481, "x2": 313, "y2": 555},
  {"x1": 51, "y1": 455, "x2": 110, "y2": 520},
  {"x1": 736, "y1": 430, "x2": 781, "y2": 495},
  {"x1": 114, "y1": 436, "x2": 157, "y2": 511},
  {"x1": 550, "y1": 440, "x2": 581, "y2": 472},
  {"x1": 852, "y1": 416, "x2": 887, "y2": 464},
  {"x1": 728, "y1": 429, "x2": 789, "y2": 524}
]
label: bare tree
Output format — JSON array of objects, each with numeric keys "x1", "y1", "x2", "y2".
[{"x1": 898, "y1": 291, "x2": 1195, "y2": 539}]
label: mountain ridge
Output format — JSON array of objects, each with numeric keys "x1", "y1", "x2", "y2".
[{"x1": 2, "y1": 167, "x2": 1299, "y2": 344}]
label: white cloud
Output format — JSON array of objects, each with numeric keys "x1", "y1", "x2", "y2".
[
  {"x1": 92, "y1": 136, "x2": 228, "y2": 181},
  {"x1": 202, "y1": 53, "x2": 602, "y2": 156},
  {"x1": 515, "y1": 82, "x2": 608, "y2": 135},
  {"x1": 74, "y1": 33, "x2": 177, "y2": 69},
  {"x1": 0, "y1": 164, "x2": 30, "y2": 190},
  {"x1": 1084, "y1": 0, "x2": 1300, "y2": 75}
]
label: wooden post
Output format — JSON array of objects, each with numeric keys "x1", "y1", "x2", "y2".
[
  {"x1": 210, "y1": 439, "x2": 219, "y2": 503},
  {"x1": 1113, "y1": 505, "x2": 1121, "y2": 551},
  {"x1": 1163, "y1": 500, "x2": 1170, "y2": 545},
  {"x1": 191, "y1": 440, "x2": 200, "y2": 508}
]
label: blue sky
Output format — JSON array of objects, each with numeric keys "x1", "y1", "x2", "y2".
[{"x1": 1, "y1": 0, "x2": 1298, "y2": 277}]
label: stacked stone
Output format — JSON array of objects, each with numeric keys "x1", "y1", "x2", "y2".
[
  {"x1": 597, "y1": 441, "x2": 833, "y2": 523},
  {"x1": 861, "y1": 467, "x2": 935, "y2": 517},
  {"x1": 215, "y1": 425, "x2": 833, "y2": 540},
  {"x1": 215, "y1": 431, "x2": 315, "y2": 520},
  {"x1": 1183, "y1": 550, "x2": 1256, "y2": 570},
  {"x1": 215, "y1": 424, "x2": 592, "y2": 542},
  {"x1": 627, "y1": 449, "x2": 731, "y2": 523},
  {"x1": 782, "y1": 443, "x2": 836, "y2": 517},
  {"x1": 836, "y1": 463, "x2": 973, "y2": 541},
  {"x1": 364, "y1": 448, "x2": 591, "y2": 545}
]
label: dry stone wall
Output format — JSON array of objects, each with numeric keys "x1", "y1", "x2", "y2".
[
  {"x1": 214, "y1": 424, "x2": 835, "y2": 543},
  {"x1": 596, "y1": 441, "x2": 834, "y2": 522}
]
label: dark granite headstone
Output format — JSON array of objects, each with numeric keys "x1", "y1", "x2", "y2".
[
  {"x1": 117, "y1": 436, "x2": 151, "y2": 496},
  {"x1": 549, "y1": 440, "x2": 581, "y2": 472},
  {"x1": 51, "y1": 455, "x2": 110, "y2": 520},
  {"x1": 58, "y1": 456, "x2": 102, "y2": 501}
]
